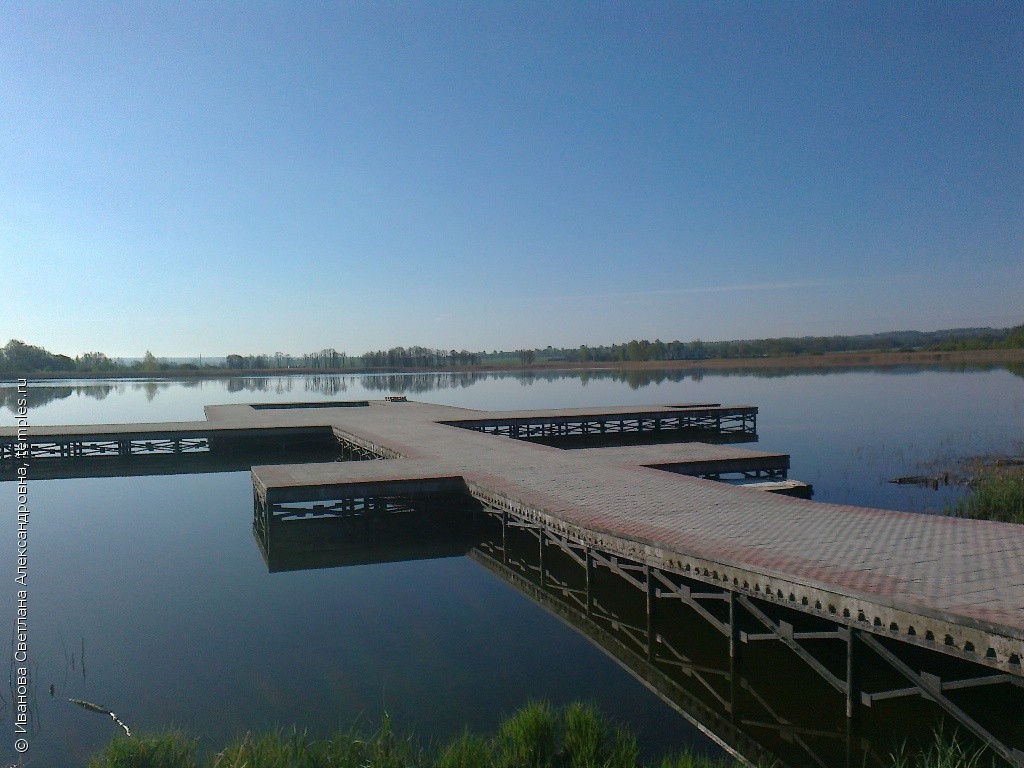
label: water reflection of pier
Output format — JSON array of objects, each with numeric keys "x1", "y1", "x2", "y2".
[
  {"x1": 253, "y1": 491, "x2": 1024, "y2": 768},
  {"x1": 253, "y1": 484, "x2": 477, "y2": 572}
]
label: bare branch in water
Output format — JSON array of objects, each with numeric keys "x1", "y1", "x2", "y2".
[{"x1": 69, "y1": 698, "x2": 131, "y2": 737}]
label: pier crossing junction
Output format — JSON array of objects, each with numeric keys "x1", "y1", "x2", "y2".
[{"x1": 2, "y1": 399, "x2": 1022, "y2": 763}]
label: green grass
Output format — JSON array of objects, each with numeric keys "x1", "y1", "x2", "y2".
[
  {"x1": 948, "y1": 465, "x2": 1024, "y2": 524},
  {"x1": 562, "y1": 702, "x2": 607, "y2": 768},
  {"x1": 87, "y1": 729, "x2": 197, "y2": 768},
  {"x1": 653, "y1": 756, "x2": 746, "y2": 768},
  {"x1": 87, "y1": 704, "x2": 1007, "y2": 768},
  {"x1": 496, "y1": 700, "x2": 558, "y2": 768},
  {"x1": 889, "y1": 729, "x2": 1000, "y2": 768},
  {"x1": 206, "y1": 715, "x2": 423, "y2": 768},
  {"x1": 435, "y1": 730, "x2": 494, "y2": 768},
  {"x1": 86, "y1": 702, "x2": 741, "y2": 768}
]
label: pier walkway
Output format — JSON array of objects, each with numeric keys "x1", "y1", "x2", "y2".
[
  {"x1": 238, "y1": 401, "x2": 1023, "y2": 662},
  {"x1": 3, "y1": 398, "x2": 1023, "y2": 762},
  {"x1": 4, "y1": 399, "x2": 1022, "y2": 661}
]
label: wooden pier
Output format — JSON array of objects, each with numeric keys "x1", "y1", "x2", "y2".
[{"x1": 3, "y1": 398, "x2": 1023, "y2": 763}]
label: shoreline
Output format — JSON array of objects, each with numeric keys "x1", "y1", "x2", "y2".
[{"x1": 2, "y1": 347, "x2": 1023, "y2": 383}]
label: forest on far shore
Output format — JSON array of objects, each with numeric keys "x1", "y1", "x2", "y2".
[{"x1": 2, "y1": 324, "x2": 1023, "y2": 374}]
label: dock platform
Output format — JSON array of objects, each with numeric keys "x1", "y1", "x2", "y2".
[{"x1": 3, "y1": 398, "x2": 1023, "y2": 763}]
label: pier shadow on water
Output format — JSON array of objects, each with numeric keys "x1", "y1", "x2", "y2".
[{"x1": 254, "y1": 491, "x2": 1024, "y2": 768}]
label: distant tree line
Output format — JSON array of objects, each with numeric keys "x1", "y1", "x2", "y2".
[
  {"x1": 485, "y1": 339, "x2": 707, "y2": 365},
  {"x1": 484, "y1": 325, "x2": 1024, "y2": 365},
  {"x1": 2, "y1": 324, "x2": 1022, "y2": 374},
  {"x1": 0, "y1": 339, "x2": 76, "y2": 372},
  {"x1": 359, "y1": 347, "x2": 480, "y2": 368},
  {"x1": 0, "y1": 340, "x2": 217, "y2": 374},
  {"x1": 225, "y1": 347, "x2": 480, "y2": 370},
  {"x1": 224, "y1": 349, "x2": 349, "y2": 370}
]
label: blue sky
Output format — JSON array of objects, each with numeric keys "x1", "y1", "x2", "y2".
[{"x1": 1, "y1": 2, "x2": 1021, "y2": 357}]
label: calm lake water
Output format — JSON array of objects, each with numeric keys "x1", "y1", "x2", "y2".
[{"x1": 1, "y1": 366, "x2": 1022, "y2": 766}]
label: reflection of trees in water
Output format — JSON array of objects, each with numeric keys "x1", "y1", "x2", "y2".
[
  {"x1": 137, "y1": 381, "x2": 167, "y2": 402},
  {"x1": 224, "y1": 376, "x2": 343, "y2": 396},
  {"x1": 227, "y1": 377, "x2": 271, "y2": 393},
  {"x1": 224, "y1": 376, "x2": 334, "y2": 395},
  {"x1": 358, "y1": 372, "x2": 484, "y2": 393},
  {"x1": 476, "y1": 362, "x2": 1024, "y2": 390},
  {"x1": 85, "y1": 383, "x2": 121, "y2": 400},
  {"x1": 119, "y1": 362, "x2": 1024, "y2": 402},
  {"x1": 681, "y1": 362, "x2": 1024, "y2": 381},
  {"x1": 219, "y1": 372, "x2": 487, "y2": 397},
  {"x1": 6, "y1": 362, "x2": 1012, "y2": 415},
  {"x1": 0, "y1": 383, "x2": 122, "y2": 412},
  {"x1": 352, "y1": 369, "x2": 699, "y2": 392},
  {"x1": 304, "y1": 376, "x2": 344, "y2": 396}
]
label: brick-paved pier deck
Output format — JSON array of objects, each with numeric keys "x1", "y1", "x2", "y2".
[
  {"x1": 4, "y1": 398, "x2": 1022, "y2": 672},
  {"x1": 5, "y1": 397, "x2": 1023, "y2": 762},
  {"x1": 236, "y1": 400, "x2": 1024, "y2": 674},
  {"x1": 246, "y1": 400, "x2": 1024, "y2": 763},
  {"x1": 6, "y1": 398, "x2": 1024, "y2": 760}
]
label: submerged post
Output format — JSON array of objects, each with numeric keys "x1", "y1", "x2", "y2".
[
  {"x1": 645, "y1": 564, "x2": 656, "y2": 662},
  {"x1": 585, "y1": 547, "x2": 593, "y2": 616},
  {"x1": 729, "y1": 590, "x2": 741, "y2": 660},
  {"x1": 538, "y1": 530, "x2": 546, "y2": 587},
  {"x1": 846, "y1": 628, "x2": 860, "y2": 721},
  {"x1": 501, "y1": 508, "x2": 508, "y2": 566}
]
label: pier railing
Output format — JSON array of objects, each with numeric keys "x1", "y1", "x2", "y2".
[{"x1": 440, "y1": 406, "x2": 757, "y2": 441}]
